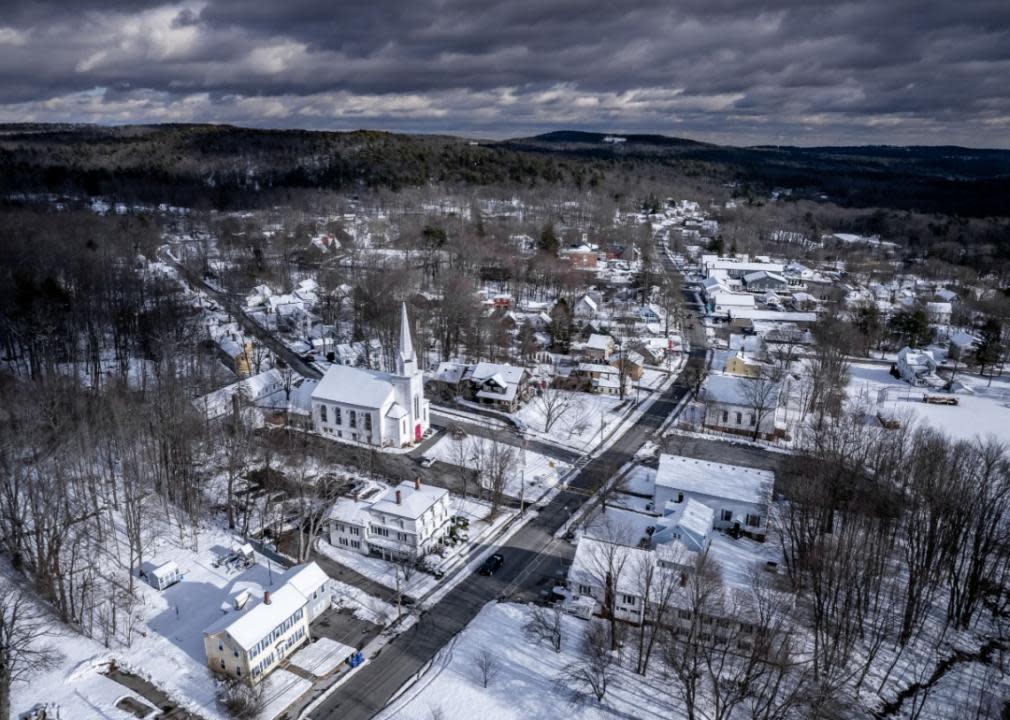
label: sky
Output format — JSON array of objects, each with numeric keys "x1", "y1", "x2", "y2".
[{"x1": 1, "y1": 1, "x2": 1009, "y2": 148}]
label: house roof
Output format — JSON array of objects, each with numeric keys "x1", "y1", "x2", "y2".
[
  {"x1": 659, "y1": 498, "x2": 715, "y2": 539},
  {"x1": 569, "y1": 537, "x2": 653, "y2": 597},
  {"x1": 312, "y1": 364, "x2": 396, "y2": 409},
  {"x1": 704, "y1": 373, "x2": 778, "y2": 406},
  {"x1": 203, "y1": 562, "x2": 329, "y2": 650},
  {"x1": 656, "y1": 454, "x2": 774, "y2": 507},
  {"x1": 712, "y1": 292, "x2": 756, "y2": 308},
  {"x1": 469, "y1": 362, "x2": 526, "y2": 386},
  {"x1": 585, "y1": 333, "x2": 615, "y2": 350},
  {"x1": 371, "y1": 481, "x2": 447, "y2": 520},
  {"x1": 431, "y1": 361, "x2": 467, "y2": 385}
]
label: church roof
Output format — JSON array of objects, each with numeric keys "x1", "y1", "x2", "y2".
[{"x1": 312, "y1": 365, "x2": 396, "y2": 409}]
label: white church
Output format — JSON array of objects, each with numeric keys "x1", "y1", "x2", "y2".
[{"x1": 311, "y1": 303, "x2": 430, "y2": 448}]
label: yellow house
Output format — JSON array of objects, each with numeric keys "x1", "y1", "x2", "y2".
[
  {"x1": 203, "y1": 563, "x2": 331, "y2": 684},
  {"x1": 724, "y1": 351, "x2": 763, "y2": 378}
]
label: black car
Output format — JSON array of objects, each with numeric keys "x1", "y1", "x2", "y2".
[{"x1": 478, "y1": 553, "x2": 504, "y2": 576}]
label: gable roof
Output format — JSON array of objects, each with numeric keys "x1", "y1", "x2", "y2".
[
  {"x1": 656, "y1": 454, "x2": 774, "y2": 507},
  {"x1": 312, "y1": 364, "x2": 396, "y2": 409}
]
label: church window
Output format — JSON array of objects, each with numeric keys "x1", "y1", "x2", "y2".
[
  {"x1": 350, "y1": 410, "x2": 357, "y2": 428},
  {"x1": 335, "y1": 407, "x2": 341, "y2": 424},
  {"x1": 319, "y1": 405, "x2": 327, "y2": 423}
]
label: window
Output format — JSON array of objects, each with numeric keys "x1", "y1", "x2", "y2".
[
  {"x1": 579, "y1": 584, "x2": 593, "y2": 595},
  {"x1": 372, "y1": 526, "x2": 390, "y2": 537},
  {"x1": 746, "y1": 514, "x2": 762, "y2": 528},
  {"x1": 721, "y1": 410, "x2": 728, "y2": 423},
  {"x1": 735, "y1": 411, "x2": 742, "y2": 425},
  {"x1": 414, "y1": 395, "x2": 419, "y2": 419},
  {"x1": 350, "y1": 410, "x2": 357, "y2": 428},
  {"x1": 721, "y1": 509, "x2": 733, "y2": 522},
  {"x1": 320, "y1": 405, "x2": 328, "y2": 423},
  {"x1": 678, "y1": 609, "x2": 692, "y2": 620},
  {"x1": 397, "y1": 532, "x2": 408, "y2": 542},
  {"x1": 622, "y1": 594, "x2": 637, "y2": 606},
  {"x1": 335, "y1": 407, "x2": 342, "y2": 424},
  {"x1": 364, "y1": 413, "x2": 372, "y2": 431},
  {"x1": 339, "y1": 537, "x2": 349, "y2": 547},
  {"x1": 351, "y1": 540, "x2": 361, "y2": 549},
  {"x1": 748, "y1": 413, "x2": 755, "y2": 426}
]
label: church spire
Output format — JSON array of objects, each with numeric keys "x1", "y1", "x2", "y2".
[{"x1": 397, "y1": 301, "x2": 416, "y2": 375}]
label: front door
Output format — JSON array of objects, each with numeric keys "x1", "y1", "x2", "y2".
[{"x1": 415, "y1": 423, "x2": 422, "y2": 442}]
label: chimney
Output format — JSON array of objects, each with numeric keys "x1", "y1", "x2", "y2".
[
  {"x1": 395, "y1": 490, "x2": 401, "y2": 505},
  {"x1": 414, "y1": 476, "x2": 421, "y2": 491},
  {"x1": 263, "y1": 590, "x2": 271, "y2": 605}
]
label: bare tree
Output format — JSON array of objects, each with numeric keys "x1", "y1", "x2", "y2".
[
  {"x1": 524, "y1": 604, "x2": 563, "y2": 653},
  {"x1": 532, "y1": 387, "x2": 575, "y2": 433},
  {"x1": 0, "y1": 587, "x2": 61, "y2": 720},
  {"x1": 740, "y1": 369, "x2": 781, "y2": 441},
  {"x1": 558, "y1": 619, "x2": 616, "y2": 703},
  {"x1": 473, "y1": 647, "x2": 499, "y2": 688}
]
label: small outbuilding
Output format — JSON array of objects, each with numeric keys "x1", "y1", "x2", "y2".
[{"x1": 149, "y1": 561, "x2": 182, "y2": 591}]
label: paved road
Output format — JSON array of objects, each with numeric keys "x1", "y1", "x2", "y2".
[
  {"x1": 310, "y1": 277, "x2": 709, "y2": 719},
  {"x1": 160, "y1": 248, "x2": 324, "y2": 380}
]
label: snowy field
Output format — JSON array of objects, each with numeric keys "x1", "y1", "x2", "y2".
[
  {"x1": 375, "y1": 603, "x2": 686, "y2": 720},
  {"x1": 425, "y1": 434, "x2": 569, "y2": 498},
  {"x1": 847, "y1": 363, "x2": 1010, "y2": 443}
]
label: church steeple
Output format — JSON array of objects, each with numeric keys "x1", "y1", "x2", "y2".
[{"x1": 397, "y1": 302, "x2": 417, "y2": 376}]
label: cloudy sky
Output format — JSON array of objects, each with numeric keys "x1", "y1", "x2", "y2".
[{"x1": 1, "y1": 1, "x2": 1008, "y2": 147}]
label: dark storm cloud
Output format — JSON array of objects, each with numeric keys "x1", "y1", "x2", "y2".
[{"x1": 0, "y1": 0, "x2": 1008, "y2": 146}]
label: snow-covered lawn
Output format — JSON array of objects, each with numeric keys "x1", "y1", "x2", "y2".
[
  {"x1": 425, "y1": 434, "x2": 569, "y2": 498},
  {"x1": 514, "y1": 390, "x2": 629, "y2": 452},
  {"x1": 376, "y1": 603, "x2": 686, "y2": 720},
  {"x1": 329, "y1": 576, "x2": 399, "y2": 625},
  {"x1": 847, "y1": 363, "x2": 1010, "y2": 443},
  {"x1": 317, "y1": 496, "x2": 516, "y2": 600}
]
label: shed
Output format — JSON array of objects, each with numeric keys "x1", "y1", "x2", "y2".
[{"x1": 149, "y1": 561, "x2": 182, "y2": 591}]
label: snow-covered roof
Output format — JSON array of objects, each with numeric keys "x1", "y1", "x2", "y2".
[
  {"x1": 385, "y1": 403, "x2": 409, "y2": 420},
  {"x1": 203, "y1": 561, "x2": 328, "y2": 650},
  {"x1": 569, "y1": 537, "x2": 653, "y2": 597},
  {"x1": 371, "y1": 481, "x2": 447, "y2": 520},
  {"x1": 469, "y1": 362, "x2": 526, "y2": 386},
  {"x1": 577, "y1": 294, "x2": 598, "y2": 311},
  {"x1": 660, "y1": 498, "x2": 714, "y2": 539},
  {"x1": 712, "y1": 292, "x2": 756, "y2": 308},
  {"x1": 431, "y1": 361, "x2": 467, "y2": 385},
  {"x1": 151, "y1": 561, "x2": 179, "y2": 581},
  {"x1": 282, "y1": 562, "x2": 329, "y2": 600},
  {"x1": 328, "y1": 495, "x2": 373, "y2": 527},
  {"x1": 743, "y1": 270, "x2": 787, "y2": 284},
  {"x1": 312, "y1": 364, "x2": 396, "y2": 409},
  {"x1": 704, "y1": 373, "x2": 778, "y2": 406},
  {"x1": 656, "y1": 454, "x2": 774, "y2": 507},
  {"x1": 728, "y1": 309, "x2": 816, "y2": 322},
  {"x1": 585, "y1": 333, "x2": 615, "y2": 351}
]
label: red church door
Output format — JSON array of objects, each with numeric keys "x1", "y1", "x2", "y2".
[{"x1": 415, "y1": 423, "x2": 422, "y2": 442}]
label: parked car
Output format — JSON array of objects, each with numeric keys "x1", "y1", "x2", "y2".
[
  {"x1": 478, "y1": 553, "x2": 504, "y2": 576},
  {"x1": 418, "y1": 456, "x2": 436, "y2": 468}
]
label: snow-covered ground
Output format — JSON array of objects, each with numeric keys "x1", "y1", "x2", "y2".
[
  {"x1": 375, "y1": 603, "x2": 686, "y2": 720},
  {"x1": 425, "y1": 434, "x2": 569, "y2": 498},
  {"x1": 9, "y1": 521, "x2": 331, "y2": 720},
  {"x1": 847, "y1": 363, "x2": 1010, "y2": 443},
  {"x1": 514, "y1": 390, "x2": 629, "y2": 452}
]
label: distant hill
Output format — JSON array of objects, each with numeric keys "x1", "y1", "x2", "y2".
[
  {"x1": 0, "y1": 123, "x2": 1008, "y2": 217},
  {"x1": 495, "y1": 132, "x2": 1010, "y2": 217}
]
